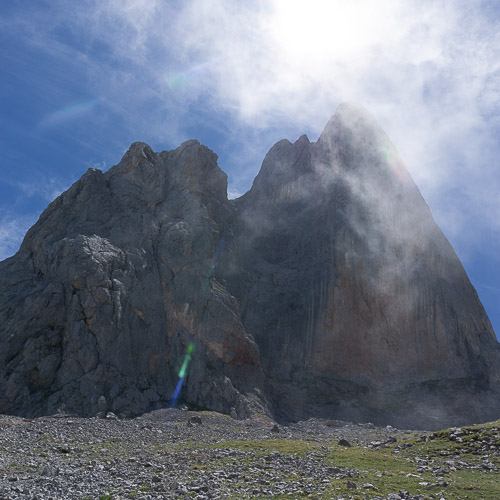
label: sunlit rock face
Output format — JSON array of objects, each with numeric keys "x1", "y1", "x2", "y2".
[{"x1": 0, "y1": 103, "x2": 499, "y2": 428}]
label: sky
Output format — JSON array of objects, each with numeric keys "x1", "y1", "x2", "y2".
[{"x1": 0, "y1": 0, "x2": 499, "y2": 337}]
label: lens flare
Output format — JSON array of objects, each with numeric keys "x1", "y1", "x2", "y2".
[
  {"x1": 165, "y1": 61, "x2": 212, "y2": 91},
  {"x1": 169, "y1": 342, "x2": 196, "y2": 408},
  {"x1": 38, "y1": 98, "x2": 102, "y2": 128},
  {"x1": 212, "y1": 237, "x2": 225, "y2": 269},
  {"x1": 380, "y1": 144, "x2": 408, "y2": 186}
]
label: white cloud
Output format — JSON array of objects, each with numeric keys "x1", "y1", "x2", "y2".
[
  {"x1": 22, "y1": 177, "x2": 71, "y2": 203},
  {"x1": 0, "y1": 214, "x2": 38, "y2": 261},
  {"x1": 173, "y1": 0, "x2": 500, "y2": 259},
  {"x1": 3, "y1": 0, "x2": 499, "y2": 260},
  {"x1": 227, "y1": 187, "x2": 243, "y2": 200},
  {"x1": 0, "y1": 176, "x2": 72, "y2": 205}
]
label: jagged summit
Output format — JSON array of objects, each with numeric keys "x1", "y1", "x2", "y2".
[
  {"x1": 319, "y1": 101, "x2": 385, "y2": 142},
  {"x1": 1, "y1": 104, "x2": 499, "y2": 429}
]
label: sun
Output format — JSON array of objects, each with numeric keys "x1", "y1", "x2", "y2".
[{"x1": 265, "y1": 0, "x2": 406, "y2": 69}]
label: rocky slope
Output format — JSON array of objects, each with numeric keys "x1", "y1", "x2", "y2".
[
  {"x1": 0, "y1": 103, "x2": 499, "y2": 428},
  {"x1": 0, "y1": 409, "x2": 499, "y2": 499}
]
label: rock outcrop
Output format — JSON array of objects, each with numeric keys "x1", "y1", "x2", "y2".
[
  {"x1": 0, "y1": 103, "x2": 499, "y2": 428},
  {"x1": 0, "y1": 140, "x2": 261, "y2": 419}
]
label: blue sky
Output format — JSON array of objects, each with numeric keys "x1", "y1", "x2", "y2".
[{"x1": 1, "y1": 0, "x2": 499, "y2": 337}]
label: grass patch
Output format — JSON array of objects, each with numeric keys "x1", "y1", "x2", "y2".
[
  {"x1": 199, "y1": 423, "x2": 499, "y2": 498},
  {"x1": 210, "y1": 438, "x2": 320, "y2": 457},
  {"x1": 319, "y1": 420, "x2": 500, "y2": 499}
]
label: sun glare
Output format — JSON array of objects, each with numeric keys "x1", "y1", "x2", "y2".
[{"x1": 266, "y1": 0, "x2": 406, "y2": 67}]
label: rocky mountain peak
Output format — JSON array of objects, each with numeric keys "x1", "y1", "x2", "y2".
[
  {"x1": 318, "y1": 103, "x2": 409, "y2": 188},
  {"x1": 164, "y1": 140, "x2": 227, "y2": 201},
  {"x1": 243, "y1": 134, "x2": 314, "y2": 205},
  {"x1": 319, "y1": 101, "x2": 382, "y2": 145},
  {"x1": 120, "y1": 141, "x2": 157, "y2": 165}
]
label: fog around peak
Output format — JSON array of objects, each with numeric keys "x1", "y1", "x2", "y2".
[{"x1": 1, "y1": 0, "x2": 499, "y2": 334}]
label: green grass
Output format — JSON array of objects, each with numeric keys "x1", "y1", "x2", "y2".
[
  {"x1": 207, "y1": 420, "x2": 500, "y2": 499},
  {"x1": 210, "y1": 438, "x2": 320, "y2": 456},
  {"x1": 330, "y1": 420, "x2": 500, "y2": 499}
]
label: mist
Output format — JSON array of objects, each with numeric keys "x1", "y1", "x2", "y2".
[{"x1": 1, "y1": 0, "x2": 499, "y2": 334}]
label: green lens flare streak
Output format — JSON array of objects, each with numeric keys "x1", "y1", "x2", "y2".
[
  {"x1": 169, "y1": 342, "x2": 195, "y2": 407},
  {"x1": 178, "y1": 342, "x2": 195, "y2": 378}
]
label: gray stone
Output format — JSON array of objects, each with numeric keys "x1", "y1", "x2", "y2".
[
  {"x1": 40, "y1": 466, "x2": 59, "y2": 477},
  {"x1": 187, "y1": 416, "x2": 202, "y2": 426},
  {"x1": 338, "y1": 439, "x2": 351, "y2": 447}
]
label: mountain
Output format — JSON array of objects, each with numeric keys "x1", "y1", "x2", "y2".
[{"x1": 0, "y1": 103, "x2": 499, "y2": 429}]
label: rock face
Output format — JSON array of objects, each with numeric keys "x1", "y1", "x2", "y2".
[
  {"x1": 0, "y1": 140, "x2": 261, "y2": 419},
  {"x1": 0, "y1": 103, "x2": 499, "y2": 428}
]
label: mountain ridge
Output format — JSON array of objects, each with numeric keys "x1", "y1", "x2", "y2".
[{"x1": 0, "y1": 103, "x2": 498, "y2": 429}]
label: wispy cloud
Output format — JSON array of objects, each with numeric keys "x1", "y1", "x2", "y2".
[
  {"x1": 2, "y1": 0, "x2": 499, "y2": 260},
  {"x1": 227, "y1": 187, "x2": 243, "y2": 200},
  {"x1": 0, "y1": 213, "x2": 38, "y2": 261},
  {"x1": 0, "y1": 175, "x2": 72, "y2": 204}
]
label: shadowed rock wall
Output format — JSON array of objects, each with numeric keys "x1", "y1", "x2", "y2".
[{"x1": 0, "y1": 140, "x2": 261, "y2": 418}]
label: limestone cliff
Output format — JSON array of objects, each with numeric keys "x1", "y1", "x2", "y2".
[
  {"x1": 0, "y1": 140, "x2": 261, "y2": 418},
  {"x1": 0, "y1": 103, "x2": 498, "y2": 428},
  {"x1": 218, "y1": 103, "x2": 500, "y2": 427}
]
